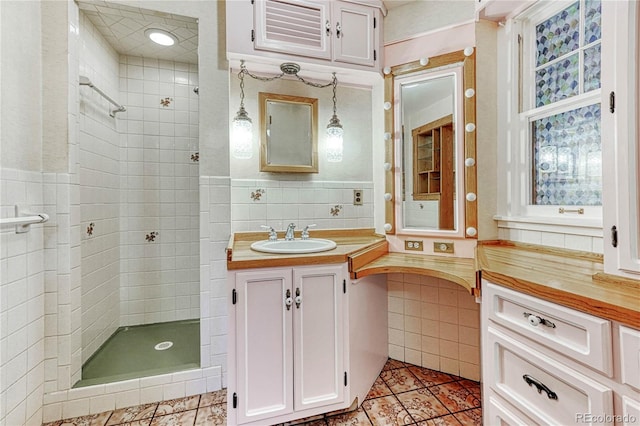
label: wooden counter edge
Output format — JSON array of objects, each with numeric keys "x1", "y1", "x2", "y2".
[
  {"x1": 482, "y1": 269, "x2": 640, "y2": 328},
  {"x1": 226, "y1": 234, "x2": 234, "y2": 262},
  {"x1": 478, "y1": 240, "x2": 604, "y2": 263},
  {"x1": 348, "y1": 240, "x2": 389, "y2": 273}
]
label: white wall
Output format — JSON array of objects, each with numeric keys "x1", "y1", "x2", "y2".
[
  {"x1": 119, "y1": 54, "x2": 200, "y2": 326},
  {"x1": 78, "y1": 11, "x2": 121, "y2": 364},
  {"x1": 0, "y1": 2, "x2": 46, "y2": 425},
  {"x1": 229, "y1": 76, "x2": 374, "y2": 232}
]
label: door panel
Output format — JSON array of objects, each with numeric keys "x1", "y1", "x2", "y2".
[{"x1": 333, "y1": 3, "x2": 375, "y2": 66}]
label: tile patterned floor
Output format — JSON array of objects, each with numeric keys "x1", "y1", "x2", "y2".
[{"x1": 45, "y1": 359, "x2": 481, "y2": 426}]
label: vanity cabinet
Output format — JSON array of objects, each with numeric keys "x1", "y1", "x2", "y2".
[
  {"x1": 229, "y1": 264, "x2": 349, "y2": 425},
  {"x1": 482, "y1": 281, "x2": 640, "y2": 425},
  {"x1": 227, "y1": 0, "x2": 381, "y2": 72}
]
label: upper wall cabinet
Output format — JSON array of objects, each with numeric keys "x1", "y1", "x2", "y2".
[{"x1": 227, "y1": 0, "x2": 383, "y2": 73}]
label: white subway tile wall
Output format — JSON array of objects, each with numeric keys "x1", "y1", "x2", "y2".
[
  {"x1": 386, "y1": 273, "x2": 480, "y2": 381},
  {"x1": 230, "y1": 180, "x2": 374, "y2": 232},
  {"x1": 78, "y1": 10, "x2": 121, "y2": 364},
  {"x1": 119, "y1": 54, "x2": 200, "y2": 326},
  {"x1": 498, "y1": 228, "x2": 604, "y2": 254},
  {"x1": 0, "y1": 168, "x2": 46, "y2": 426}
]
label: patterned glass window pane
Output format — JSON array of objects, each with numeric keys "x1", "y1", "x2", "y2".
[
  {"x1": 536, "y1": 54, "x2": 579, "y2": 107},
  {"x1": 584, "y1": 0, "x2": 602, "y2": 43},
  {"x1": 536, "y1": 2, "x2": 580, "y2": 67},
  {"x1": 584, "y1": 44, "x2": 601, "y2": 92},
  {"x1": 532, "y1": 104, "x2": 602, "y2": 206}
]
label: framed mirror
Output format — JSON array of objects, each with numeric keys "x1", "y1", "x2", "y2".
[
  {"x1": 384, "y1": 50, "x2": 477, "y2": 238},
  {"x1": 259, "y1": 92, "x2": 318, "y2": 173}
]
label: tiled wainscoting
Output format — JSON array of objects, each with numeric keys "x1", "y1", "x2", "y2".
[
  {"x1": 45, "y1": 359, "x2": 481, "y2": 426},
  {"x1": 387, "y1": 274, "x2": 481, "y2": 381},
  {"x1": 230, "y1": 180, "x2": 374, "y2": 232}
]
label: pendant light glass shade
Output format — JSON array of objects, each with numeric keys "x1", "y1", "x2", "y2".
[
  {"x1": 232, "y1": 105, "x2": 252, "y2": 159},
  {"x1": 326, "y1": 114, "x2": 343, "y2": 162}
]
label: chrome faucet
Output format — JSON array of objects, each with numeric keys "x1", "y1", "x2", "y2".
[
  {"x1": 260, "y1": 225, "x2": 278, "y2": 241},
  {"x1": 301, "y1": 224, "x2": 316, "y2": 240},
  {"x1": 285, "y1": 223, "x2": 296, "y2": 241}
]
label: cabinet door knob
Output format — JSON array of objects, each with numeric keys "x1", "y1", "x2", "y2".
[
  {"x1": 527, "y1": 314, "x2": 541, "y2": 326},
  {"x1": 285, "y1": 289, "x2": 293, "y2": 310},
  {"x1": 523, "y1": 312, "x2": 556, "y2": 328},
  {"x1": 336, "y1": 22, "x2": 342, "y2": 38},
  {"x1": 326, "y1": 20, "x2": 331, "y2": 36},
  {"x1": 295, "y1": 287, "x2": 302, "y2": 308}
]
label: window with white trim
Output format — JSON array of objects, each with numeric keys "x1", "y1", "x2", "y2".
[{"x1": 512, "y1": 0, "x2": 603, "y2": 220}]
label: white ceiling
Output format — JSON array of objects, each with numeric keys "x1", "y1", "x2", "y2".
[
  {"x1": 77, "y1": 1, "x2": 198, "y2": 64},
  {"x1": 383, "y1": 0, "x2": 418, "y2": 10}
]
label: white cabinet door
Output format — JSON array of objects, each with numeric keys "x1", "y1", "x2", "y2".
[
  {"x1": 293, "y1": 265, "x2": 345, "y2": 411},
  {"x1": 332, "y1": 2, "x2": 376, "y2": 66},
  {"x1": 254, "y1": 0, "x2": 332, "y2": 60},
  {"x1": 236, "y1": 268, "x2": 294, "y2": 424}
]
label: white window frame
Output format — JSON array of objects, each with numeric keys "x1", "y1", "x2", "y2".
[
  {"x1": 601, "y1": 0, "x2": 640, "y2": 277},
  {"x1": 497, "y1": 0, "x2": 605, "y2": 236}
]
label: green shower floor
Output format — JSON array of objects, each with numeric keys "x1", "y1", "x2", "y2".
[{"x1": 75, "y1": 319, "x2": 200, "y2": 388}]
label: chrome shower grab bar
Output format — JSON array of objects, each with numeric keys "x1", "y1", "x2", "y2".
[
  {"x1": 0, "y1": 205, "x2": 49, "y2": 234},
  {"x1": 79, "y1": 75, "x2": 126, "y2": 117}
]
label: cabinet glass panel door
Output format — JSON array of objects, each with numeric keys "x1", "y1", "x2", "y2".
[
  {"x1": 236, "y1": 269, "x2": 293, "y2": 424},
  {"x1": 293, "y1": 265, "x2": 345, "y2": 411}
]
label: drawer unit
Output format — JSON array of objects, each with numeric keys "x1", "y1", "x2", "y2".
[
  {"x1": 622, "y1": 395, "x2": 640, "y2": 425},
  {"x1": 485, "y1": 282, "x2": 613, "y2": 376},
  {"x1": 619, "y1": 325, "x2": 640, "y2": 391},
  {"x1": 486, "y1": 326, "x2": 614, "y2": 426},
  {"x1": 485, "y1": 393, "x2": 537, "y2": 426}
]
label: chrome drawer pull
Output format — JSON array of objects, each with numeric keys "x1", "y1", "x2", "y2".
[
  {"x1": 523, "y1": 374, "x2": 558, "y2": 400},
  {"x1": 523, "y1": 312, "x2": 556, "y2": 328}
]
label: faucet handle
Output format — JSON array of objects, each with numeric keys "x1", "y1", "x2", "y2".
[
  {"x1": 301, "y1": 224, "x2": 316, "y2": 240},
  {"x1": 261, "y1": 225, "x2": 278, "y2": 241}
]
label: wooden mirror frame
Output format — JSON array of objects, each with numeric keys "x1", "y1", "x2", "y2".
[
  {"x1": 259, "y1": 92, "x2": 319, "y2": 173},
  {"x1": 384, "y1": 49, "x2": 477, "y2": 237}
]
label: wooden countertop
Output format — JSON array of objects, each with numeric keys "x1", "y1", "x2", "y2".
[
  {"x1": 350, "y1": 252, "x2": 477, "y2": 295},
  {"x1": 478, "y1": 241, "x2": 640, "y2": 328},
  {"x1": 226, "y1": 228, "x2": 387, "y2": 270}
]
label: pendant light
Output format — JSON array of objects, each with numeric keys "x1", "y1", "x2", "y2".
[
  {"x1": 232, "y1": 61, "x2": 253, "y2": 159},
  {"x1": 326, "y1": 73, "x2": 344, "y2": 162}
]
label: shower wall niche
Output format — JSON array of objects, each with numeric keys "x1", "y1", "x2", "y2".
[{"x1": 78, "y1": 9, "x2": 199, "y2": 365}]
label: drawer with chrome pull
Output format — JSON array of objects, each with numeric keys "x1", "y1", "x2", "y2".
[
  {"x1": 486, "y1": 325, "x2": 614, "y2": 426},
  {"x1": 483, "y1": 281, "x2": 613, "y2": 376}
]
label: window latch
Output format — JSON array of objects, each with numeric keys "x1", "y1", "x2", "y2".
[{"x1": 611, "y1": 225, "x2": 618, "y2": 248}]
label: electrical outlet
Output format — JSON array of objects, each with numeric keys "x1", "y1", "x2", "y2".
[
  {"x1": 433, "y1": 242, "x2": 454, "y2": 253},
  {"x1": 404, "y1": 240, "x2": 423, "y2": 251},
  {"x1": 353, "y1": 189, "x2": 363, "y2": 205}
]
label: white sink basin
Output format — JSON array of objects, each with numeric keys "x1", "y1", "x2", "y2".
[{"x1": 250, "y1": 238, "x2": 337, "y2": 254}]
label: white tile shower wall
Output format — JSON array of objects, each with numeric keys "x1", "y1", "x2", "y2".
[
  {"x1": 200, "y1": 177, "x2": 231, "y2": 384},
  {"x1": 0, "y1": 168, "x2": 46, "y2": 426},
  {"x1": 230, "y1": 180, "x2": 375, "y2": 232},
  {"x1": 78, "y1": 10, "x2": 121, "y2": 364},
  {"x1": 387, "y1": 273, "x2": 480, "y2": 381},
  {"x1": 119, "y1": 55, "x2": 200, "y2": 326}
]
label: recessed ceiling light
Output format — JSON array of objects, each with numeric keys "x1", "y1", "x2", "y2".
[{"x1": 145, "y1": 28, "x2": 177, "y2": 46}]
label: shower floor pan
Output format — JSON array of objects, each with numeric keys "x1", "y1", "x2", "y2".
[{"x1": 75, "y1": 319, "x2": 200, "y2": 388}]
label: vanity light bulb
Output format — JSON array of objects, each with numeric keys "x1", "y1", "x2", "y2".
[
  {"x1": 465, "y1": 157, "x2": 476, "y2": 167},
  {"x1": 383, "y1": 223, "x2": 392, "y2": 232},
  {"x1": 383, "y1": 102, "x2": 392, "y2": 110},
  {"x1": 384, "y1": 193, "x2": 392, "y2": 201},
  {"x1": 465, "y1": 88, "x2": 475, "y2": 98},
  {"x1": 384, "y1": 132, "x2": 391, "y2": 141},
  {"x1": 466, "y1": 192, "x2": 477, "y2": 202},
  {"x1": 383, "y1": 67, "x2": 391, "y2": 75},
  {"x1": 466, "y1": 226, "x2": 477, "y2": 237},
  {"x1": 465, "y1": 123, "x2": 476, "y2": 132},
  {"x1": 383, "y1": 162, "x2": 392, "y2": 171},
  {"x1": 419, "y1": 57, "x2": 429, "y2": 66},
  {"x1": 464, "y1": 46, "x2": 475, "y2": 56}
]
